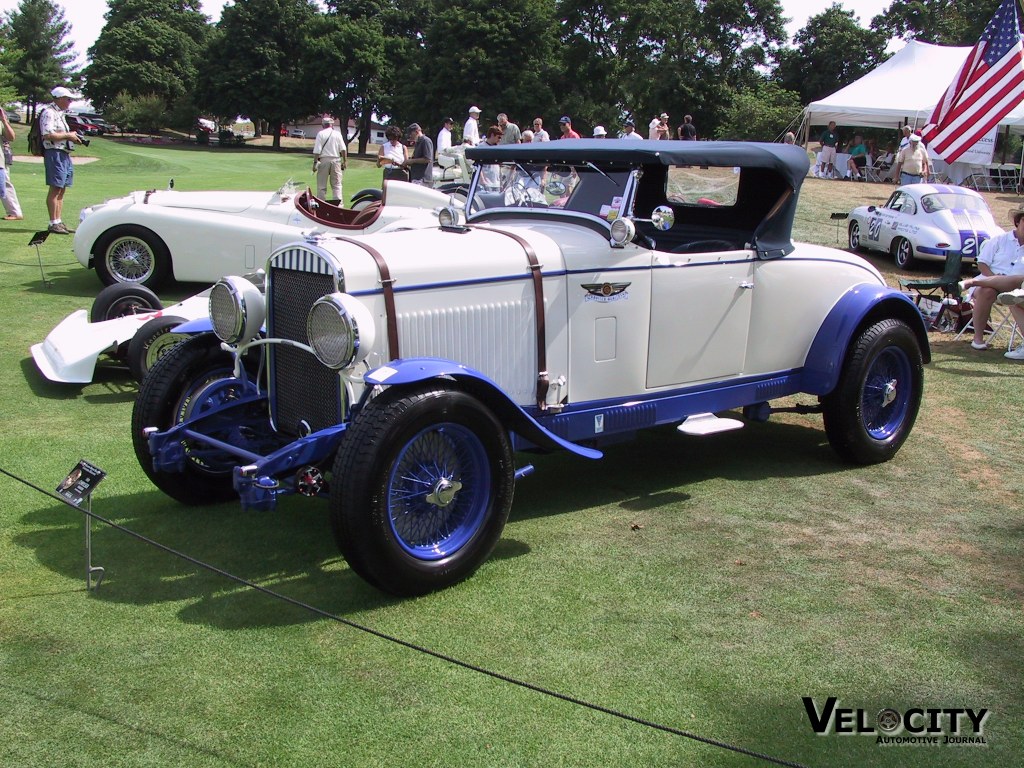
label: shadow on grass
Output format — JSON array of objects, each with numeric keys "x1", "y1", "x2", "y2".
[
  {"x1": 510, "y1": 417, "x2": 848, "y2": 523},
  {"x1": 19, "y1": 356, "x2": 138, "y2": 404},
  {"x1": 0, "y1": 682, "x2": 253, "y2": 767},
  {"x1": 11, "y1": 485, "x2": 533, "y2": 629},
  {"x1": 12, "y1": 416, "x2": 851, "y2": 630}
]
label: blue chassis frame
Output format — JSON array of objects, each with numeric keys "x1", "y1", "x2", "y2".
[{"x1": 146, "y1": 285, "x2": 927, "y2": 511}]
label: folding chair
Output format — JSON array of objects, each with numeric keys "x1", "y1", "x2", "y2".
[
  {"x1": 899, "y1": 250, "x2": 969, "y2": 332},
  {"x1": 865, "y1": 157, "x2": 893, "y2": 183},
  {"x1": 953, "y1": 299, "x2": 1015, "y2": 346}
]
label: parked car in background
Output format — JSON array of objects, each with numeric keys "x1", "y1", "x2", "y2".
[
  {"x1": 67, "y1": 115, "x2": 102, "y2": 136},
  {"x1": 73, "y1": 179, "x2": 461, "y2": 289},
  {"x1": 288, "y1": 128, "x2": 305, "y2": 138},
  {"x1": 134, "y1": 140, "x2": 930, "y2": 597},
  {"x1": 5, "y1": 108, "x2": 22, "y2": 123},
  {"x1": 847, "y1": 183, "x2": 1000, "y2": 269}
]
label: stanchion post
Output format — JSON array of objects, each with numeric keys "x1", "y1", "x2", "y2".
[
  {"x1": 84, "y1": 495, "x2": 105, "y2": 592},
  {"x1": 28, "y1": 230, "x2": 52, "y2": 288}
]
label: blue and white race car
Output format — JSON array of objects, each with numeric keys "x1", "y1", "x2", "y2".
[{"x1": 847, "y1": 184, "x2": 1000, "y2": 270}]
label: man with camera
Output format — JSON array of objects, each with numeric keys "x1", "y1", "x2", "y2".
[{"x1": 40, "y1": 86, "x2": 85, "y2": 235}]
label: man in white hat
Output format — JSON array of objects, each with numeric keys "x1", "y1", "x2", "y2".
[
  {"x1": 40, "y1": 86, "x2": 84, "y2": 234},
  {"x1": 892, "y1": 133, "x2": 930, "y2": 186},
  {"x1": 463, "y1": 106, "x2": 481, "y2": 146},
  {"x1": 312, "y1": 116, "x2": 347, "y2": 201}
]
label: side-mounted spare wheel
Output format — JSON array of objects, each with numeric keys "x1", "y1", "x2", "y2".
[
  {"x1": 331, "y1": 383, "x2": 515, "y2": 596},
  {"x1": 822, "y1": 318, "x2": 924, "y2": 464}
]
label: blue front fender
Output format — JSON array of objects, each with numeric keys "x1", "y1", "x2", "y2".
[
  {"x1": 365, "y1": 358, "x2": 603, "y2": 459},
  {"x1": 802, "y1": 284, "x2": 930, "y2": 395}
]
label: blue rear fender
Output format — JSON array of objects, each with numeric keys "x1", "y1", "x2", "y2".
[
  {"x1": 364, "y1": 358, "x2": 602, "y2": 459},
  {"x1": 801, "y1": 284, "x2": 930, "y2": 395}
]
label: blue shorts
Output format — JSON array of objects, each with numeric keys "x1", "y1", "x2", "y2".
[
  {"x1": 0, "y1": 168, "x2": 6, "y2": 199},
  {"x1": 44, "y1": 149, "x2": 74, "y2": 188}
]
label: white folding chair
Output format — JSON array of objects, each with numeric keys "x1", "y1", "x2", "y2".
[{"x1": 954, "y1": 299, "x2": 1017, "y2": 347}]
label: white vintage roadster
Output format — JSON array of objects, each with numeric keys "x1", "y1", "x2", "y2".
[
  {"x1": 73, "y1": 180, "x2": 455, "y2": 289},
  {"x1": 134, "y1": 140, "x2": 930, "y2": 596}
]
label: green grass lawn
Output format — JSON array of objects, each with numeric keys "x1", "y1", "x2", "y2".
[{"x1": 0, "y1": 138, "x2": 1021, "y2": 767}]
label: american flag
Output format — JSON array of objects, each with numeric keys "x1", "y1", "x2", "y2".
[{"x1": 922, "y1": 0, "x2": 1024, "y2": 163}]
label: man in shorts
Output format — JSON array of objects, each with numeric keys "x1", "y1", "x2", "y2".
[
  {"x1": 40, "y1": 86, "x2": 84, "y2": 234},
  {"x1": 818, "y1": 121, "x2": 838, "y2": 179}
]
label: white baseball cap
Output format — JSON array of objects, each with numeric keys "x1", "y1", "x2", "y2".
[
  {"x1": 468, "y1": 106, "x2": 481, "y2": 114},
  {"x1": 593, "y1": 125, "x2": 607, "y2": 137},
  {"x1": 909, "y1": 133, "x2": 922, "y2": 143},
  {"x1": 51, "y1": 86, "x2": 74, "y2": 99}
]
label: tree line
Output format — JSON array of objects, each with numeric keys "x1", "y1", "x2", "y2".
[{"x1": 0, "y1": 0, "x2": 1004, "y2": 152}]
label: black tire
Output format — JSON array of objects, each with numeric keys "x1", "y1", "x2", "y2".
[
  {"x1": 822, "y1": 319, "x2": 923, "y2": 464},
  {"x1": 127, "y1": 315, "x2": 186, "y2": 383},
  {"x1": 848, "y1": 221, "x2": 862, "y2": 252},
  {"x1": 94, "y1": 225, "x2": 173, "y2": 289},
  {"x1": 892, "y1": 236, "x2": 917, "y2": 270},
  {"x1": 132, "y1": 334, "x2": 248, "y2": 505},
  {"x1": 90, "y1": 282, "x2": 162, "y2": 323},
  {"x1": 331, "y1": 384, "x2": 515, "y2": 596}
]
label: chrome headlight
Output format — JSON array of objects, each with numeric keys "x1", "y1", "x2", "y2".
[
  {"x1": 438, "y1": 205, "x2": 463, "y2": 228},
  {"x1": 609, "y1": 217, "x2": 636, "y2": 247},
  {"x1": 307, "y1": 293, "x2": 376, "y2": 369},
  {"x1": 209, "y1": 275, "x2": 265, "y2": 344}
]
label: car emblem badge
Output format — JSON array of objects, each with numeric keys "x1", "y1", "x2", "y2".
[{"x1": 581, "y1": 282, "x2": 630, "y2": 302}]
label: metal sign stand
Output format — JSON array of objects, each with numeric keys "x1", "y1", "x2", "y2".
[
  {"x1": 28, "y1": 230, "x2": 52, "y2": 288},
  {"x1": 84, "y1": 495, "x2": 105, "y2": 592}
]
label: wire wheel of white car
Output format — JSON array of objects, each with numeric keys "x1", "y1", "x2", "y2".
[
  {"x1": 822, "y1": 318, "x2": 924, "y2": 464},
  {"x1": 127, "y1": 315, "x2": 186, "y2": 383},
  {"x1": 132, "y1": 334, "x2": 257, "y2": 504},
  {"x1": 330, "y1": 383, "x2": 515, "y2": 596},
  {"x1": 95, "y1": 225, "x2": 173, "y2": 289},
  {"x1": 892, "y1": 237, "x2": 917, "y2": 270},
  {"x1": 848, "y1": 221, "x2": 862, "y2": 251}
]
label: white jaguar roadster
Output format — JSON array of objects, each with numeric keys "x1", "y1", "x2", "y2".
[
  {"x1": 73, "y1": 180, "x2": 455, "y2": 289},
  {"x1": 134, "y1": 140, "x2": 931, "y2": 596}
]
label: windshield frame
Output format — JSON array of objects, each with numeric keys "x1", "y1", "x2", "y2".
[{"x1": 465, "y1": 159, "x2": 639, "y2": 229}]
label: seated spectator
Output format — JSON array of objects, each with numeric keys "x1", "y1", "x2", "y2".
[
  {"x1": 846, "y1": 134, "x2": 868, "y2": 180},
  {"x1": 960, "y1": 274, "x2": 1024, "y2": 359},
  {"x1": 960, "y1": 206, "x2": 1024, "y2": 350}
]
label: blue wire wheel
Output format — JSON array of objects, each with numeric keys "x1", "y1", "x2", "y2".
[
  {"x1": 386, "y1": 423, "x2": 491, "y2": 560},
  {"x1": 860, "y1": 346, "x2": 913, "y2": 441}
]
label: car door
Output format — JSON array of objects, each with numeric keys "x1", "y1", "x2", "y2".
[
  {"x1": 645, "y1": 247, "x2": 754, "y2": 388},
  {"x1": 866, "y1": 191, "x2": 913, "y2": 253}
]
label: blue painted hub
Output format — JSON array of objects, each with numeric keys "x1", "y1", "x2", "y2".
[
  {"x1": 386, "y1": 423, "x2": 490, "y2": 560},
  {"x1": 861, "y1": 346, "x2": 912, "y2": 440}
]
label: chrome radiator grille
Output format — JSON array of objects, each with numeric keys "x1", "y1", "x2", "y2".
[{"x1": 268, "y1": 261, "x2": 340, "y2": 436}]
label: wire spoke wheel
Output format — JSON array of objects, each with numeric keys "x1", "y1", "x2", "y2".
[
  {"x1": 859, "y1": 347, "x2": 912, "y2": 440},
  {"x1": 332, "y1": 384, "x2": 514, "y2": 595},
  {"x1": 387, "y1": 424, "x2": 490, "y2": 560}
]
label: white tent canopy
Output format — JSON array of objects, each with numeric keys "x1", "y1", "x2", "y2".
[{"x1": 804, "y1": 40, "x2": 1024, "y2": 132}]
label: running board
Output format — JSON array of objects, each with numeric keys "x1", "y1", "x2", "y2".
[{"x1": 677, "y1": 412, "x2": 745, "y2": 436}]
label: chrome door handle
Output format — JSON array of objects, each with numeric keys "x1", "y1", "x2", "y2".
[{"x1": 739, "y1": 281, "x2": 754, "y2": 289}]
